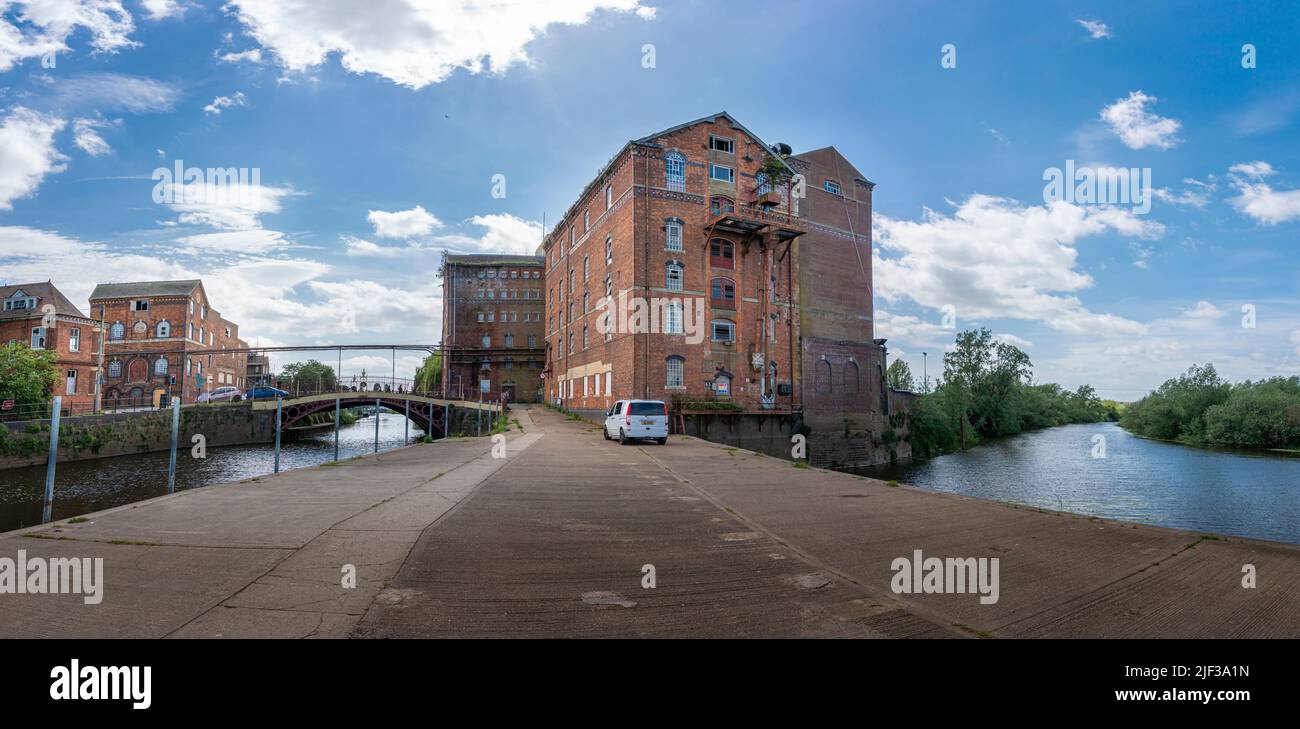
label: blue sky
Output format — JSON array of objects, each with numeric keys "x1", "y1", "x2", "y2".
[{"x1": 0, "y1": 0, "x2": 1297, "y2": 397}]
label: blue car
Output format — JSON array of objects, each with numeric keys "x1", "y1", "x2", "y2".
[{"x1": 245, "y1": 386, "x2": 289, "y2": 400}]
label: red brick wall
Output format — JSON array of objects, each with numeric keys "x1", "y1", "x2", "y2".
[
  {"x1": 441, "y1": 259, "x2": 545, "y2": 402},
  {"x1": 0, "y1": 315, "x2": 99, "y2": 408}
]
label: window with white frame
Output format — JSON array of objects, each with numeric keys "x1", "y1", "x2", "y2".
[
  {"x1": 69, "y1": 327, "x2": 80, "y2": 352},
  {"x1": 665, "y1": 218, "x2": 683, "y2": 251},
  {"x1": 709, "y1": 164, "x2": 735, "y2": 183},
  {"x1": 709, "y1": 135, "x2": 734, "y2": 154},
  {"x1": 155, "y1": 357, "x2": 168, "y2": 375},
  {"x1": 665, "y1": 262, "x2": 683, "y2": 291},
  {"x1": 824, "y1": 179, "x2": 842, "y2": 195},
  {"x1": 156, "y1": 320, "x2": 170, "y2": 338},
  {"x1": 666, "y1": 356, "x2": 684, "y2": 387},
  {"x1": 481, "y1": 334, "x2": 491, "y2": 347},
  {"x1": 108, "y1": 360, "x2": 122, "y2": 378},
  {"x1": 664, "y1": 151, "x2": 685, "y2": 191},
  {"x1": 664, "y1": 302, "x2": 683, "y2": 334},
  {"x1": 133, "y1": 299, "x2": 149, "y2": 312},
  {"x1": 605, "y1": 235, "x2": 612, "y2": 262},
  {"x1": 30, "y1": 326, "x2": 46, "y2": 349},
  {"x1": 584, "y1": 211, "x2": 589, "y2": 231},
  {"x1": 110, "y1": 322, "x2": 125, "y2": 340},
  {"x1": 711, "y1": 319, "x2": 736, "y2": 342}
]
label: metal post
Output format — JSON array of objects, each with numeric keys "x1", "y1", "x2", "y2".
[
  {"x1": 404, "y1": 399, "x2": 410, "y2": 445},
  {"x1": 477, "y1": 391, "x2": 482, "y2": 436},
  {"x1": 334, "y1": 397, "x2": 341, "y2": 461},
  {"x1": 374, "y1": 397, "x2": 380, "y2": 453},
  {"x1": 444, "y1": 398, "x2": 450, "y2": 440},
  {"x1": 274, "y1": 396, "x2": 283, "y2": 473},
  {"x1": 167, "y1": 397, "x2": 180, "y2": 494},
  {"x1": 41, "y1": 396, "x2": 62, "y2": 524}
]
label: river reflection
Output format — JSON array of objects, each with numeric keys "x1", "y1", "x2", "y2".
[
  {"x1": 858, "y1": 422, "x2": 1300, "y2": 545},
  {"x1": 0, "y1": 412, "x2": 424, "y2": 532}
]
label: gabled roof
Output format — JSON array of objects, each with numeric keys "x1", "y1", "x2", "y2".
[
  {"x1": 792, "y1": 146, "x2": 875, "y2": 188},
  {"x1": 89, "y1": 279, "x2": 202, "y2": 300},
  {"x1": 635, "y1": 111, "x2": 798, "y2": 175},
  {"x1": 0, "y1": 282, "x2": 90, "y2": 320}
]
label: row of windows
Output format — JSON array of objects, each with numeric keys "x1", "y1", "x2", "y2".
[
  {"x1": 479, "y1": 334, "x2": 538, "y2": 348},
  {"x1": 474, "y1": 268, "x2": 540, "y2": 280},
  {"x1": 474, "y1": 288, "x2": 539, "y2": 300},
  {"x1": 107, "y1": 320, "x2": 231, "y2": 342},
  {"x1": 476, "y1": 311, "x2": 539, "y2": 323},
  {"x1": 26, "y1": 326, "x2": 78, "y2": 351}
]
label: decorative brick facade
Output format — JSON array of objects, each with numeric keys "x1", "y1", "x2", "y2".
[
  {"x1": 439, "y1": 254, "x2": 546, "y2": 402},
  {"x1": 88, "y1": 280, "x2": 248, "y2": 404}
]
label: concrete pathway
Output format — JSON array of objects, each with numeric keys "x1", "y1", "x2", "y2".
[{"x1": 4, "y1": 406, "x2": 1297, "y2": 638}]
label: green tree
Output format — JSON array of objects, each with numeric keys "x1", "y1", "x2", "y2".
[
  {"x1": 280, "y1": 360, "x2": 337, "y2": 393},
  {"x1": 0, "y1": 342, "x2": 58, "y2": 406},
  {"x1": 886, "y1": 359, "x2": 915, "y2": 391},
  {"x1": 414, "y1": 352, "x2": 442, "y2": 393}
]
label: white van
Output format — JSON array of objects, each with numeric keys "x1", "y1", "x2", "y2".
[{"x1": 603, "y1": 400, "x2": 669, "y2": 445}]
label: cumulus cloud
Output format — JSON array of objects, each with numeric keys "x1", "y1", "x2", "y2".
[
  {"x1": 1227, "y1": 160, "x2": 1300, "y2": 225},
  {"x1": 0, "y1": 0, "x2": 137, "y2": 71},
  {"x1": 1154, "y1": 177, "x2": 1215, "y2": 208},
  {"x1": 203, "y1": 91, "x2": 247, "y2": 115},
  {"x1": 368, "y1": 205, "x2": 442, "y2": 238},
  {"x1": 1100, "y1": 91, "x2": 1181, "y2": 150},
  {"x1": 1074, "y1": 19, "x2": 1112, "y2": 39},
  {"x1": 1182, "y1": 301, "x2": 1225, "y2": 320},
  {"x1": 435, "y1": 213, "x2": 543, "y2": 255},
  {"x1": 0, "y1": 106, "x2": 67, "y2": 210},
  {"x1": 224, "y1": 0, "x2": 657, "y2": 89},
  {"x1": 873, "y1": 194, "x2": 1160, "y2": 337},
  {"x1": 140, "y1": 0, "x2": 183, "y2": 20}
]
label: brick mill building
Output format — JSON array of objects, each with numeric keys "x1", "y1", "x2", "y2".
[
  {"x1": 0, "y1": 282, "x2": 101, "y2": 410},
  {"x1": 88, "y1": 280, "x2": 249, "y2": 404},
  {"x1": 540, "y1": 112, "x2": 910, "y2": 464},
  {"x1": 439, "y1": 254, "x2": 546, "y2": 402}
]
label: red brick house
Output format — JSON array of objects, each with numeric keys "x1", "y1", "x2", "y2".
[
  {"x1": 540, "y1": 112, "x2": 907, "y2": 463},
  {"x1": 88, "y1": 280, "x2": 249, "y2": 404},
  {"x1": 439, "y1": 253, "x2": 546, "y2": 402},
  {"x1": 0, "y1": 282, "x2": 101, "y2": 410}
]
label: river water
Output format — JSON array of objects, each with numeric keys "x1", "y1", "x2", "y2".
[
  {"x1": 860, "y1": 421, "x2": 1300, "y2": 545},
  {"x1": 0, "y1": 412, "x2": 424, "y2": 533}
]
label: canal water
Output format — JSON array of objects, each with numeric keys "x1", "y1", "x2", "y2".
[
  {"x1": 0, "y1": 412, "x2": 424, "y2": 533},
  {"x1": 860, "y1": 421, "x2": 1300, "y2": 545}
]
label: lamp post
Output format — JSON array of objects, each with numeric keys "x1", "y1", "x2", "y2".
[{"x1": 922, "y1": 352, "x2": 928, "y2": 394}]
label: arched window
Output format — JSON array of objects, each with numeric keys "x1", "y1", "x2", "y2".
[
  {"x1": 665, "y1": 261, "x2": 683, "y2": 291},
  {"x1": 108, "y1": 360, "x2": 122, "y2": 378},
  {"x1": 710, "y1": 277, "x2": 735, "y2": 307},
  {"x1": 156, "y1": 320, "x2": 170, "y2": 338},
  {"x1": 844, "y1": 361, "x2": 860, "y2": 393},
  {"x1": 709, "y1": 238, "x2": 735, "y2": 269},
  {"x1": 666, "y1": 355, "x2": 685, "y2": 387},
  {"x1": 664, "y1": 218, "x2": 683, "y2": 251},
  {"x1": 710, "y1": 196, "x2": 734, "y2": 216},
  {"x1": 664, "y1": 301, "x2": 683, "y2": 334},
  {"x1": 605, "y1": 235, "x2": 613, "y2": 262},
  {"x1": 109, "y1": 322, "x2": 124, "y2": 340},
  {"x1": 583, "y1": 256, "x2": 589, "y2": 280},
  {"x1": 154, "y1": 357, "x2": 168, "y2": 375},
  {"x1": 583, "y1": 292, "x2": 589, "y2": 313},
  {"x1": 815, "y1": 360, "x2": 833, "y2": 395},
  {"x1": 665, "y1": 151, "x2": 685, "y2": 192},
  {"x1": 710, "y1": 319, "x2": 736, "y2": 342}
]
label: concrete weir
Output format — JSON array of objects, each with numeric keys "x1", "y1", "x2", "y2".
[{"x1": 2, "y1": 406, "x2": 1298, "y2": 639}]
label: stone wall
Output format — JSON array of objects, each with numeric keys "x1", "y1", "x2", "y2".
[{"x1": 0, "y1": 402, "x2": 276, "y2": 469}]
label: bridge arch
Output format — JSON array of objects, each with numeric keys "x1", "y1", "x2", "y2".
[{"x1": 277, "y1": 394, "x2": 446, "y2": 437}]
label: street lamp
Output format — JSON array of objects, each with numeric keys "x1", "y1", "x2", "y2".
[{"x1": 922, "y1": 352, "x2": 928, "y2": 394}]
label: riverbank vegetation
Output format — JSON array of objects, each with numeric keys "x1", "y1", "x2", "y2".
[
  {"x1": 1119, "y1": 364, "x2": 1300, "y2": 450},
  {"x1": 0, "y1": 342, "x2": 57, "y2": 407},
  {"x1": 906, "y1": 328, "x2": 1116, "y2": 458}
]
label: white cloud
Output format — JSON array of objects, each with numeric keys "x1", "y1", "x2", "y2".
[
  {"x1": 0, "y1": 106, "x2": 67, "y2": 210},
  {"x1": 44, "y1": 72, "x2": 180, "y2": 114},
  {"x1": 435, "y1": 213, "x2": 543, "y2": 255},
  {"x1": 0, "y1": 0, "x2": 137, "y2": 72},
  {"x1": 995, "y1": 333, "x2": 1034, "y2": 349},
  {"x1": 156, "y1": 181, "x2": 301, "y2": 230},
  {"x1": 1153, "y1": 177, "x2": 1215, "y2": 208},
  {"x1": 1291, "y1": 330, "x2": 1300, "y2": 357},
  {"x1": 71, "y1": 116, "x2": 119, "y2": 156},
  {"x1": 1074, "y1": 19, "x2": 1112, "y2": 39},
  {"x1": 368, "y1": 205, "x2": 441, "y2": 238},
  {"x1": 218, "y1": 48, "x2": 262, "y2": 64},
  {"x1": 140, "y1": 0, "x2": 183, "y2": 20},
  {"x1": 873, "y1": 194, "x2": 1159, "y2": 336},
  {"x1": 175, "y1": 229, "x2": 290, "y2": 254},
  {"x1": 1182, "y1": 301, "x2": 1225, "y2": 320},
  {"x1": 1099, "y1": 91, "x2": 1181, "y2": 150},
  {"x1": 344, "y1": 235, "x2": 420, "y2": 258},
  {"x1": 203, "y1": 91, "x2": 247, "y2": 115},
  {"x1": 1227, "y1": 161, "x2": 1300, "y2": 225},
  {"x1": 224, "y1": 0, "x2": 657, "y2": 89}
]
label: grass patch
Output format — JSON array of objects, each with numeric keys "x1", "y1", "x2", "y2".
[
  {"x1": 24, "y1": 532, "x2": 70, "y2": 540},
  {"x1": 108, "y1": 539, "x2": 157, "y2": 546},
  {"x1": 792, "y1": 461, "x2": 810, "y2": 469},
  {"x1": 67, "y1": 516, "x2": 90, "y2": 524},
  {"x1": 887, "y1": 479, "x2": 900, "y2": 487}
]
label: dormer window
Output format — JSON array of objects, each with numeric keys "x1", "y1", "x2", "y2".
[{"x1": 3, "y1": 291, "x2": 35, "y2": 311}]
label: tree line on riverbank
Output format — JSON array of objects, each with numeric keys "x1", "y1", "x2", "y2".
[
  {"x1": 1119, "y1": 363, "x2": 1300, "y2": 450},
  {"x1": 889, "y1": 328, "x2": 1118, "y2": 459}
]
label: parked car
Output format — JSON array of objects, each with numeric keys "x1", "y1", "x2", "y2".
[
  {"x1": 245, "y1": 386, "x2": 290, "y2": 400},
  {"x1": 197, "y1": 386, "x2": 243, "y2": 403},
  {"x1": 603, "y1": 399, "x2": 669, "y2": 445}
]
